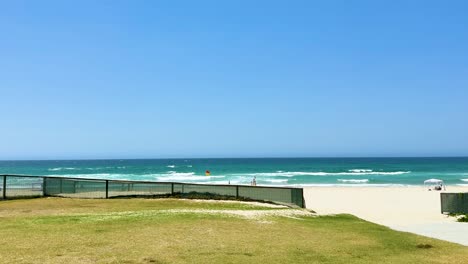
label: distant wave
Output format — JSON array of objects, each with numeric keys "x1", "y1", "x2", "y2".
[
  {"x1": 161, "y1": 172, "x2": 195, "y2": 177},
  {"x1": 265, "y1": 179, "x2": 288, "y2": 183},
  {"x1": 154, "y1": 171, "x2": 225, "y2": 182},
  {"x1": 47, "y1": 173, "x2": 123, "y2": 178},
  {"x1": 348, "y1": 169, "x2": 372, "y2": 173},
  {"x1": 46, "y1": 171, "x2": 225, "y2": 182},
  {"x1": 50, "y1": 166, "x2": 127, "y2": 171},
  {"x1": 337, "y1": 179, "x2": 369, "y2": 183},
  {"x1": 85, "y1": 167, "x2": 127, "y2": 170},
  {"x1": 48, "y1": 167, "x2": 78, "y2": 171},
  {"x1": 295, "y1": 183, "x2": 407, "y2": 187},
  {"x1": 234, "y1": 171, "x2": 410, "y2": 177},
  {"x1": 167, "y1": 165, "x2": 176, "y2": 168}
]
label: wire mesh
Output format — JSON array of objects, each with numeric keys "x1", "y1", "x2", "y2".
[
  {"x1": 1, "y1": 175, "x2": 305, "y2": 207},
  {"x1": 4, "y1": 175, "x2": 43, "y2": 198},
  {"x1": 174, "y1": 183, "x2": 238, "y2": 197},
  {"x1": 44, "y1": 177, "x2": 106, "y2": 198},
  {"x1": 239, "y1": 186, "x2": 297, "y2": 205},
  {"x1": 441, "y1": 193, "x2": 468, "y2": 214},
  {"x1": 108, "y1": 182, "x2": 172, "y2": 197}
]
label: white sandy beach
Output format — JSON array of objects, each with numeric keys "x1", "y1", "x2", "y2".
[{"x1": 303, "y1": 186, "x2": 468, "y2": 246}]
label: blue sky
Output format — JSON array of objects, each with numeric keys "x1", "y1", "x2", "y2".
[{"x1": 0, "y1": 1, "x2": 467, "y2": 159}]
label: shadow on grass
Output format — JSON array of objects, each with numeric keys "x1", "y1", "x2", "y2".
[{"x1": 108, "y1": 191, "x2": 290, "y2": 207}]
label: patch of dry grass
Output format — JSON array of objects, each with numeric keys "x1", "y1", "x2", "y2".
[{"x1": 1, "y1": 198, "x2": 467, "y2": 264}]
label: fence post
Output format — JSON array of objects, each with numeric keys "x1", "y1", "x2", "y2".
[
  {"x1": 105, "y1": 180, "x2": 109, "y2": 199},
  {"x1": 171, "y1": 183, "x2": 174, "y2": 195},
  {"x1": 43, "y1": 177, "x2": 47, "y2": 196},
  {"x1": 440, "y1": 193, "x2": 443, "y2": 214},
  {"x1": 2, "y1": 176, "x2": 6, "y2": 199},
  {"x1": 291, "y1": 189, "x2": 295, "y2": 206},
  {"x1": 236, "y1": 186, "x2": 239, "y2": 199}
]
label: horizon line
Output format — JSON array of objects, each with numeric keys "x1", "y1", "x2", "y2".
[{"x1": 1, "y1": 156, "x2": 468, "y2": 162}]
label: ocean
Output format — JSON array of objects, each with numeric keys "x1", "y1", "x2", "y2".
[{"x1": 1, "y1": 157, "x2": 467, "y2": 187}]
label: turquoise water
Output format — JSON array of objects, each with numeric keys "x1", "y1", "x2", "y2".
[{"x1": 1, "y1": 158, "x2": 467, "y2": 186}]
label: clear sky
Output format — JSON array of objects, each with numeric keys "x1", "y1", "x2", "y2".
[{"x1": 1, "y1": 1, "x2": 467, "y2": 160}]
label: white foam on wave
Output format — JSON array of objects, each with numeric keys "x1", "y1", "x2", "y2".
[
  {"x1": 265, "y1": 179, "x2": 288, "y2": 183},
  {"x1": 201, "y1": 180, "x2": 242, "y2": 185},
  {"x1": 48, "y1": 171, "x2": 225, "y2": 182},
  {"x1": 348, "y1": 169, "x2": 373, "y2": 173},
  {"x1": 84, "y1": 166, "x2": 127, "y2": 170},
  {"x1": 167, "y1": 165, "x2": 176, "y2": 168},
  {"x1": 149, "y1": 171, "x2": 226, "y2": 182},
  {"x1": 155, "y1": 173, "x2": 225, "y2": 182},
  {"x1": 233, "y1": 171, "x2": 410, "y2": 177},
  {"x1": 162, "y1": 171, "x2": 195, "y2": 177},
  {"x1": 294, "y1": 183, "x2": 407, "y2": 187},
  {"x1": 48, "y1": 167, "x2": 78, "y2": 171},
  {"x1": 461, "y1": 179, "x2": 468, "y2": 182},
  {"x1": 47, "y1": 173, "x2": 122, "y2": 179},
  {"x1": 337, "y1": 179, "x2": 369, "y2": 183},
  {"x1": 86, "y1": 167, "x2": 106, "y2": 170}
]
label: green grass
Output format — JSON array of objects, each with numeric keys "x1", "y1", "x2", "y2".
[{"x1": 1, "y1": 198, "x2": 467, "y2": 264}]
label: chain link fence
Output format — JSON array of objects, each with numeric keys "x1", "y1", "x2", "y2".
[
  {"x1": 0, "y1": 174, "x2": 304, "y2": 208},
  {"x1": 441, "y1": 192, "x2": 468, "y2": 214}
]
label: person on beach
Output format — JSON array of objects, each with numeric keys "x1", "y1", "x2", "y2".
[{"x1": 251, "y1": 176, "x2": 257, "y2": 186}]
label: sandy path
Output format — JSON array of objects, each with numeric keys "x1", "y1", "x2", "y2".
[{"x1": 303, "y1": 186, "x2": 468, "y2": 246}]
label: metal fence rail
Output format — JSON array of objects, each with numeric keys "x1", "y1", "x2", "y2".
[
  {"x1": 0, "y1": 174, "x2": 305, "y2": 208},
  {"x1": 441, "y1": 192, "x2": 468, "y2": 214}
]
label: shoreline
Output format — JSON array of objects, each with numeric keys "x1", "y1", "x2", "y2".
[{"x1": 290, "y1": 184, "x2": 468, "y2": 188}]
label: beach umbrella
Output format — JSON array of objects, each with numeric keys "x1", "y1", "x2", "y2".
[
  {"x1": 424, "y1": 179, "x2": 445, "y2": 190},
  {"x1": 424, "y1": 179, "x2": 443, "y2": 184}
]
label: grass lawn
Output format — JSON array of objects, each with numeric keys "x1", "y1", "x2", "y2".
[{"x1": 1, "y1": 198, "x2": 467, "y2": 264}]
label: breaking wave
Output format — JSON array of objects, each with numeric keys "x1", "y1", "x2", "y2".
[
  {"x1": 461, "y1": 179, "x2": 468, "y2": 182},
  {"x1": 295, "y1": 183, "x2": 407, "y2": 187},
  {"x1": 348, "y1": 169, "x2": 372, "y2": 173},
  {"x1": 265, "y1": 179, "x2": 288, "y2": 183},
  {"x1": 337, "y1": 179, "x2": 369, "y2": 183},
  {"x1": 46, "y1": 173, "x2": 125, "y2": 179},
  {"x1": 48, "y1": 167, "x2": 77, "y2": 171},
  {"x1": 49, "y1": 166, "x2": 127, "y2": 171},
  {"x1": 46, "y1": 171, "x2": 225, "y2": 182},
  {"x1": 154, "y1": 171, "x2": 224, "y2": 182},
  {"x1": 234, "y1": 171, "x2": 410, "y2": 177}
]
